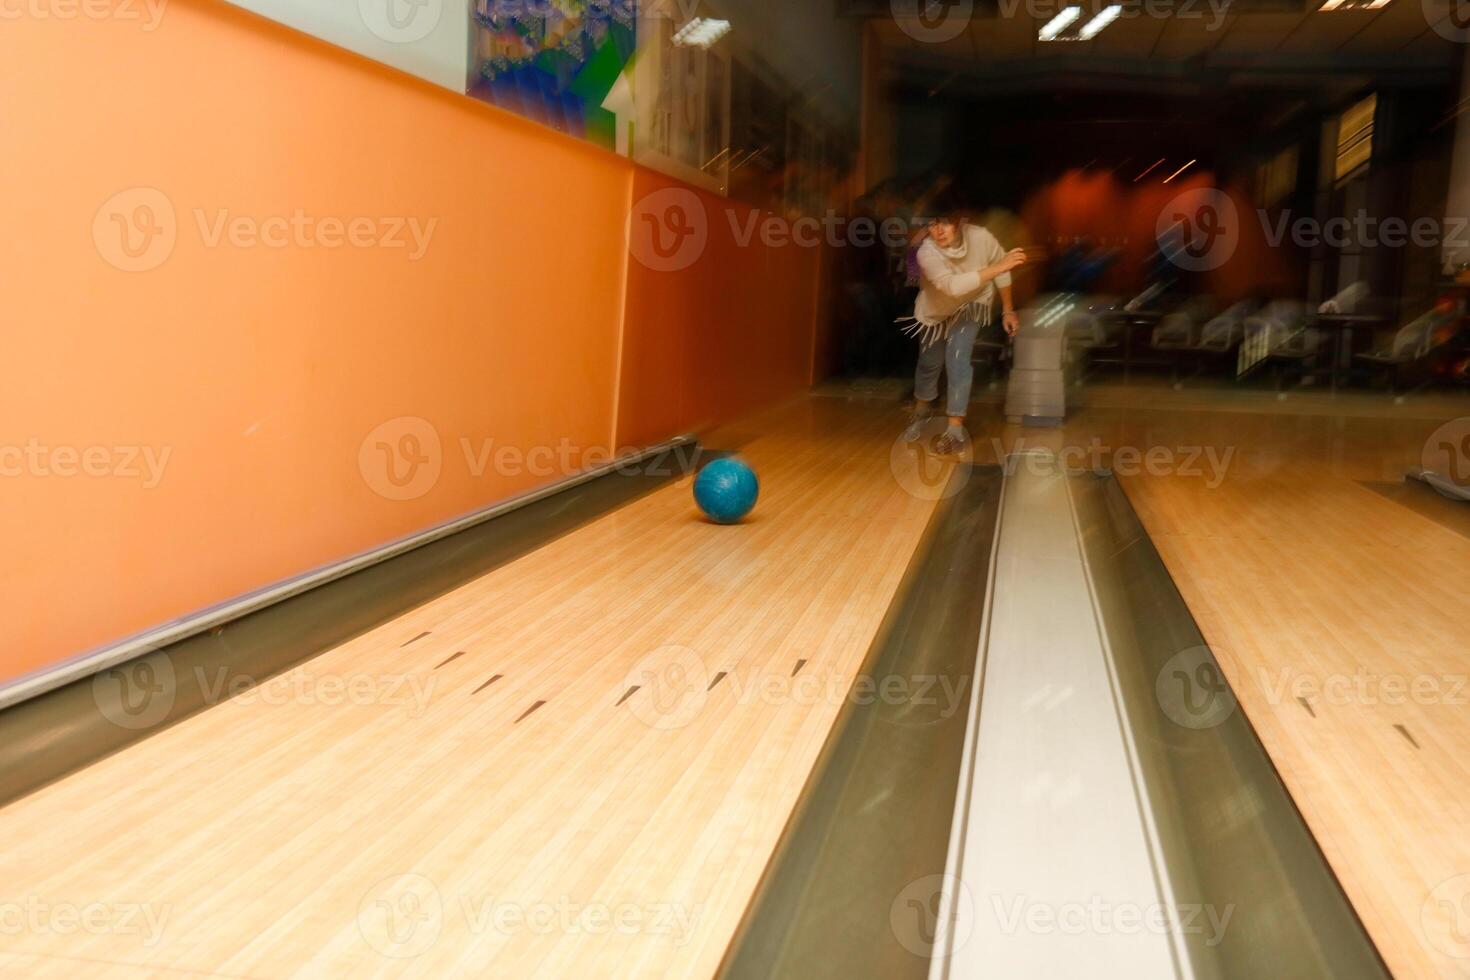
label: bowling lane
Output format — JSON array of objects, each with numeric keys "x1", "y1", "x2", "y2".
[
  {"x1": 972, "y1": 401, "x2": 1470, "y2": 979},
  {"x1": 0, "y1": 396, "x2": 941, "y2": 979}
]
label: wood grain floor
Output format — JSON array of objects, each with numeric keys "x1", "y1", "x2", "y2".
[
  {"x1": 5, "y1": 385, "x2": 1469, "y2": 978},
  {"x1": 974, "y1": 399, "x2": 1470, "y2": 979},
  {"x1": 0, "y1": 396, "x2": 943, "y2": 979}
]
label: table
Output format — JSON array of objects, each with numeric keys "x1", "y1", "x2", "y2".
[{"x1": 1311, "y1": 313, "x2": 1384, "y2": 392}]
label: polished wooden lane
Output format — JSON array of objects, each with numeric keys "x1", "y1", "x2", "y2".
[
  {"x1": 9, "y1": 383, "x2": 1467, "y2": 978},
  {"x1": 977, "y1": 399, "x2": 1470, "y2": 979},
  {"x1": 0, "y1": 396, "x2": 942, "y2": 978}
]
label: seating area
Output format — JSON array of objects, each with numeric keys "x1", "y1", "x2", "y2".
[{"x1": 1001, "y1": 283, "x2": 1470, "y2": 400}]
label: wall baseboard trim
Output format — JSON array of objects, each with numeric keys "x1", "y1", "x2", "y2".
[{"x1": 0, "y1": 435, "x2": 698, "y2": 714}]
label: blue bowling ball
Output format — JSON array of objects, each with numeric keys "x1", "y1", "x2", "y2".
[{"x1": 694, "y1": 458, "x2": 760, "y2": 524}]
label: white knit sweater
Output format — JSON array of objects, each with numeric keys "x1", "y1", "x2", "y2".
[{"x1": 901, "y1": 224, "x2": 1012, "y2": 346}]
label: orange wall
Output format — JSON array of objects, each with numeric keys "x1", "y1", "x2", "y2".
[
  {"x1": 1021, "y1": 169, "x2": 1299, "y2": 300},
  {"x1": 1, "y1": 0, "x2": 822, "y2": 686},
  {"x1": 616, "y1": 170, "x2": 825, "y2": 448}
]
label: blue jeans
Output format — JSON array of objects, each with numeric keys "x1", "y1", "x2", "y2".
[{"x1": 914, "y1": 318, "x2": 980, "y2": 418}]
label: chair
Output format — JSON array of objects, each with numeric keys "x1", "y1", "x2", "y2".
[
  {"x1": 1355, "y1": 310, "x2": 1452, "y2": 401},
  {"x1": 1196, "y1": 301, "x2": 1256, "y2": 353},
  {"x1": 1149, "y1": 298, "x2": 1215, "y2": 385},
  {"x1": 1244, "y1": 301, "x2": 1321, "y2": 390},
  {"x1": 1064, "y1": 296, "x2": 1123, "y2": 385},
  {"x1": 1167, "y1": 300, "x2": 1253, "y2": 385},
  {"x1": 1152, "y1": 298, "x2": 1217, "y2": 351},
  {"x1": 1152, "y1": 312, "x2": 1198, "y2": 351}
]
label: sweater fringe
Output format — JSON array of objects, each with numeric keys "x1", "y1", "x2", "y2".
[{"x1": 897, "y1": 298, "x2": 993, "y2": 348}]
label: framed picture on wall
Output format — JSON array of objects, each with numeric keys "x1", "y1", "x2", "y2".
[{"x1": 470, "y1": 0, "x2": 636, "y2": 151}]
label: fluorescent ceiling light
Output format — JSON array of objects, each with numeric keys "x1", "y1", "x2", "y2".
[
  {"x1": 673, "y1": 17, "x2": 731, "y2": 48},
  {"x1": 1134, "y1": 158, "x2": 1166, "y2": 182},
  {"x1": 1077, "y1": 5, "x2": 1122, "y2": 38},
  {"x1": 1162, "y1": 159, "x2": 1197, "y2": 183},
  {"x1": 1038, "y1": 7, "x2": 1082, "y2": 40}
]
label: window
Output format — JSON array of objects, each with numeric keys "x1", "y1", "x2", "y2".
[{"x1": 1334, "y1": 93, "x2": 1376, "y2": 184}]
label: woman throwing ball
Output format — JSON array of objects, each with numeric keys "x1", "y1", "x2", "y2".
[{"x1": 901, "y1": 205, "x2": 1028, "y2": 455}]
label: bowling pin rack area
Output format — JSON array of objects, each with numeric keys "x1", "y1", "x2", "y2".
[{"x1": 720, "y1": 453, "x2": 1388, "y2": 980}]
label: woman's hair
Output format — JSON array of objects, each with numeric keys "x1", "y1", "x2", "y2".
[{"x1": 925, "y1": 191, "x2": 966, "y2": 226}]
